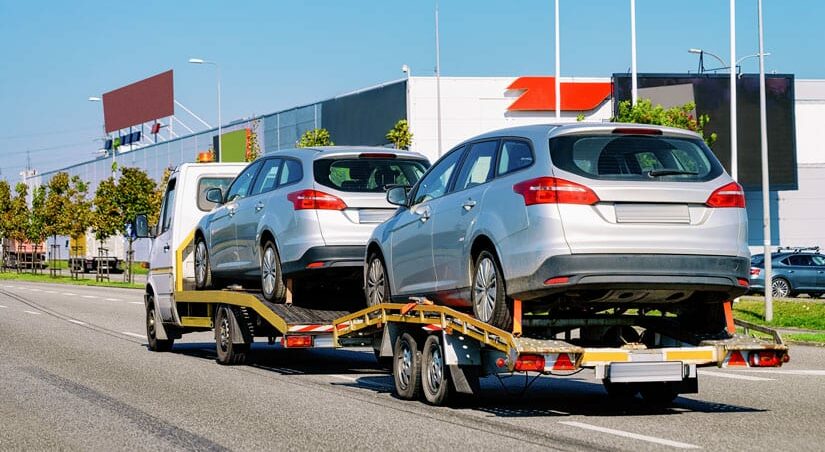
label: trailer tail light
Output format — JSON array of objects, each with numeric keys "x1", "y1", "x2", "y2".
[
  {"x1": 287, "y1": 190, "x2": 347, "y2": 210},
  {"x1": 514, "y1": 354, "x2": 545, "y2": 372},
  {"x1": 750, "y1": 267, "x2": 761, "y2": 277},
  {"x1": 749, "y1": 351, "x2": 783, "y2": 367},
  {"x1": 737, "y1": 278, "x2": 750, "y2": 287},
  {"x1": 284, "y1": 335, "x2": 313, "y2": 348},
  {"x1": 706, "y1": 182, "x2": 746, "y2": 208},
  {"x1": 727, "y1": 350, "x2": 748, "y2": 367},
  {"x1": 513, "y1": 177, "x2": 599, "y2": 206},
  {"x1": 552, "y1": 353, "x2": 576, "y2": 371}
]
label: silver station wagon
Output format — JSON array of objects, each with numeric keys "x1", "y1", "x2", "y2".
[
  {"x1": 365, "y1": 123, "x2": 750, "y2": 329},
  {"x1": 194, "y1": 147, "x2": 429, "y2": 302}
]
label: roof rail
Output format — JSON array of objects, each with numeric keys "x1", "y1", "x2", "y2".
[{"x1": 776, "y1": 246, "x2": 820, "y2": 254}]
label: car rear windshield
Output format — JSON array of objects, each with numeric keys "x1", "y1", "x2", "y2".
[
  {"x1": 314, "y1": 158, "x2": 429, "y2": 192},
  {"x1": 548, "y1": 134, "x2": 723, "y2": 181},
  {"x1": 751, "y1": 254, "x2": 765, "y2": 266}
]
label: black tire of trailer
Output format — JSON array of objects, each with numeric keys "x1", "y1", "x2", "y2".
[
  {"x1": 146, "y1": 296, "x2": 174, "y2": 352},
  {"x1": 421, "y1": 334, "x2": 453, "y2": 405},
  {"x1": 215, "y1": 304, "x2": 249, "y2": 365},
  {"x1": 639, "y1": 382, "x2": 678, "y2": 406},
  {"x1": 393, "y1": 332, "x2": 423, "y2": 400}
]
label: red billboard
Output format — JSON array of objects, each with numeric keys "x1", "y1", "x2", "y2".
[{"x1": 102, "y1": 70, "x2": 174, "y2": 133}]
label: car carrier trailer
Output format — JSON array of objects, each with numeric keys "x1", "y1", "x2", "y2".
[{"x1": 138, "y1": 162, "x2": 789, "y2": 407}]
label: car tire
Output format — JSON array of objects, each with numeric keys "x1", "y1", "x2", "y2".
[
  {"x1": 421, "y1": 334, "x2": 453, "y2": 405},
  {"x1": 194, "y1": 238, "x2": 212, "y2": 290},
  {"x1": 365, "y1": 252, "x2": 391, "y2": 307},
  {"x1": 261, "y1": 240, "x2": 286, "y2": 303},
  {"x1": 471, "y1": 250, "x2": 513, "y2": 331},
  {"x1": 771, "y1": 277, "x2": 792, "y2": 298},
  {"x1": 393, "y1": 332, "x2": 422, "y2": 400},
  {"x1": 146, "y1": 296, "x2": 174, "y2": 352},
  {"x1": 215, "y1": 304, "x2": 249, "y2": 365}
]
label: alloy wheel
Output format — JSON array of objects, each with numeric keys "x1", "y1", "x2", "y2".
[
  {"x1": 772, "y1": 278, "x2": 790, "y2": 298},
  {"x1": 195, "y1": 241, "x2": 208, "y2": 285},
  {"x1": 262, "y1": 246, "x2": 276, "y2": 298},
  {"x1": 366, "y1": 258, "x2": 386, "y2": 306},
  {"x1": 473, "y1": 256, "x2": 497, "y2": 322}
]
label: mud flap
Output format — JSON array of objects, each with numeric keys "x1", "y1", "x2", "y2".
[{"x1": 449, "y1": 365, "x2": 481, "y2": 395}]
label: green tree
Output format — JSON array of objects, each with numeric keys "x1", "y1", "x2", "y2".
[
  {"x1": 246, "y1": 119, "x2": 262, "y2": 161},
  {"x1": 386, "y1": 119, "x2": 413, "y2": 150},
  {"x1": 43, "y1": 172, "x2": 73, "y2": 244},
  {"x1": 92, "y1": 177, "x2": 120, "y2": 243},
  {"x1": 612, "y1": 98, "x2": 717, "y2": 146},
  {"x1": 0, "y1": 180, "x2": 12, "y2": 265},
  {"x1": 66, "y1": 175, "x2": 92, "y2": 248},
  {"x1": 27, "y1": 185, "x2": 47, "y2": 272},
  {"x1": 297, "y1": 128, "x2": 334, "y2": 148},
  {"x1": 7, "y1": 183, "x2": 29, "y2": 243},
  {"x1": 116, "y1": 167, "x2": 158, "y2": 229}
]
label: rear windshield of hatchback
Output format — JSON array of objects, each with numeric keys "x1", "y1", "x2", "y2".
[
  {"x1": 314, "y1": 158, "x2": 429, "y2": 192},
  {"x1": 548, "y1": 134, "x2": 723, "y2": 182}
]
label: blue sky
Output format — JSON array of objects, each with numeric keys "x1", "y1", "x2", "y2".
[{"x1": 1, "y1": 0, "x2": 821, "y2": 180}]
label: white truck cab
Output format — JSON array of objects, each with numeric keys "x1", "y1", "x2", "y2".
[{"x1": 138, "y1": 162, "x2": 246, "y2": 350}]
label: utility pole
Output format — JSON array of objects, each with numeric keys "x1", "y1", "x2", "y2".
[
  {"x1": 435, "y1": 0, "x2": 443, "y2": 157},
  {"x1": 757, "y1": 0, "x2": 773, "y2": 321}
]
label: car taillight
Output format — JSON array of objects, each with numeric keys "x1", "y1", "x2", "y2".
[
  {"x1": 287, "y1": 189, "x2": 347, "y2": 210},
  {"x1": 513, "y1": 177, "x2": 599, "y2": 206},
  {"x1": 750, "y1": 268, "x2": 761, "y2": 276},
  {"x1": 706, "y1": 182, "x2": 746, "y2": 208}
]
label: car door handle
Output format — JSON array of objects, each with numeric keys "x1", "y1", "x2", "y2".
[
  {"x1": 416, "y1": 206, "x2": 431, "y2": 222},
  {"x1": 788, "y1": 270, "x2": 794, "y2": 273},
  {"x1": 162, "y1": 243, "x2": 170, "y2": 253},
  {"x1": 228, "y1": 207, "x2": 236, "y2": 217},
  {"x1": 462, "y1": 199, "x2": 477, "y2": 211},
  {"x1": 255, "y1": 201, "x2": 264, "y2": 212}
]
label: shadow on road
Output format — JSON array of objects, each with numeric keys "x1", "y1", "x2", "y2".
[{"x1": 168, "y1": 341, "x2": 767, "y2": 417}]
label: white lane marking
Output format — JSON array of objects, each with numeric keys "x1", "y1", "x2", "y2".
[
  {"x1": 746, "y1": 369, "x2": 825, "y2": 376},
  {"x1": 2, "y1": 284, "x2": 14, "y2": 288},
  {"x1": 68, "y1": 319, "x2": 86, "y2": 325},
  {"x1": 0, "y1": 305, "x2": 7, "y2": 308},
  {"x1": 24, "y1": 310, "x2": 42, "y2": 315},
  {"x1": 121, "y1": 332, "x2": 145, "y2": 339},
  {"x1": 29, "y1": 288, "x2": 42, "y2": 292},
  {"x1": 559, "y1": 421, "x2": 700, "y2": 449},
  {"x1": 45, "y1": 290, "x2": 57, "y2": 294},
  {"x1": 105, "y1": 298, "x2": 123, "y2": 302},
  {"x1": 81, "y1": 295, "x2": 97, "y2": 299},
  {"x1": 61, "y1": 292, "x2": 76, "y2": 296},
  {"x1": 128, "y1": 301, "x2": 143, "y2": 305},
  {"x1": 701, "y1": 370, "x2": 774, "y2": 381}
]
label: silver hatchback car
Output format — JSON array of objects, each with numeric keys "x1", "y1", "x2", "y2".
[
  {"x1": 194, "y1": 146, "x2": 429, "y2": 302},
  {"x1": 365, "y1": 123, "x2": 750, "y2": 329}
]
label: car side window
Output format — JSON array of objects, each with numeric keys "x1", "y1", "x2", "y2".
[
  {"x1": 453, "y1": 140, "x2": 498, "y2": 192},
  {"x1": 411, "y1": 146, "x2": 466, "y2": 205},
  {"x1": 497, "y1": 139, "x2": 534, "y2": 176},
  {"x1": 812, "y1": 255, "x2": 825, "y2": 266},
  {"x1": 225, "y1": 160, "x2": 263, "y2": 202},
  {"x1": 279, "y1": 159, "x2": 303, "y2": 187},
  {"x1": 251, "y1": 158, "x2": 282, "y2": 196},
  {"x1": 788, "y1": 255, "x2": 813, "y2": 266}
]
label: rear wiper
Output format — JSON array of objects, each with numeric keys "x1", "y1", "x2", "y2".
[{"x1": 646, "y1": 169, "x2": 698, "y2": 177}]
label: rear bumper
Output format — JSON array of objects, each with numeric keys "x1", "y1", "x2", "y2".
[
  {"x1": 281, "y1": 245, "x2": 365, "y2": 277},
  {"x1": 508, "y1": 253, "x2": 750, "y2": 301}
]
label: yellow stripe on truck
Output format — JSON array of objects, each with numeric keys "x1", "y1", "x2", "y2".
[{"x1": 175, "y1": 229, "x2": 196, "y2": 292}]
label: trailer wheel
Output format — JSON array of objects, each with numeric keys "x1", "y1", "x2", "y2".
[
  {"x1": 261, "y1": 240, "x2": 286, "y2": 303},
  {"x1": 194, "y1": 238, "x2": 212, "y2": 290},
  {"x1": 471, "y1": 250, "x2": 512, "y2": 330},
  {"x1": 365, "y1": 252, "x2": 390, "y2": 307},
  {"x1": 393, "y1": 333, "x2": 422, "y2": 400},
  {"x1": 215, "y1": 305, "x2": 249, "y2": 365},
  {"x1": 146, "y1": 297, "x2": 174, "y2": 352},
  {"x1": 421, "y1": 334, "x2": 453, "y2": 405},
  {"x1": 639, "y1": 382, "x2": 678, "y2": 406}
]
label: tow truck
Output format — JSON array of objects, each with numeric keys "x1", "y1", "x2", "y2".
[{"x1": 136, "y1": 162, "x2": 789, "y2": 405}]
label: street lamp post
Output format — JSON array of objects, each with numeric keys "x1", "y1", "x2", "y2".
[
  {"x1": 189, "y1": 58, "x2": 221, "y2": 156},
  {"x1": 757, "y1": 0, "x2": 773, "y2": 322},
  {"x1": 88, "y1": 96, "x2": 114, "y2": 174},
  {"x1": 402, "y1": 64, "x2": 412, "y2": 138}
]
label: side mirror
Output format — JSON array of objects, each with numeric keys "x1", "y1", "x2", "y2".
[
  {"x1": 386, "y1": 186, "x2": 408, "y2": 207},
  {"x1": 206, "y1": 187, "x2": 224, "y2": 204},
  {"x1": 134, "y1": 214, "x2": 151, "y2": 238}
]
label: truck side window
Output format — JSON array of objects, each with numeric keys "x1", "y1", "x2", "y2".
[{"x1": 160, "y1": 179, "x2": 177, "y2": 234}]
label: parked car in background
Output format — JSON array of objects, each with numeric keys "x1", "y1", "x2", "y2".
[
  {"x1": 195, "y1": 147, "x2": 429, "y2": 302},
  {"x1": 365, "y1": 123, "x2": 750, "y2": 330},
  {"x1": 749, "y1": 247, "x2": 825, "y2": 298}
]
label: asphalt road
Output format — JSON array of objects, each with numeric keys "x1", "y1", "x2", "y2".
[{"x1": 1, "y1": 281, "x2": 824, "y2": 451}]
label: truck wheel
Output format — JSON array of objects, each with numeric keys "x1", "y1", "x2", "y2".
[
  {"x1": 215, "y1": 304, "x2": 249, "y2": 365},
  {"x1": 421, "y1": 334, "x2": 453, "y2": 405},
  {"x1": 393, "y1": 332, "x2": 422, "y2": 400},
  {"x1": 261, "y1": 240, "x2": 286, "y2": 303},
  {"x1": 639, "y1": 382, "x2": 678, "y2": 406},
  {"x1": 471, "y1": 250, "x2": 512, "y2": 331},
  {"x1": 146, "y1": 297, "x2": 174, "y2": 352},
  {"x1": 194, "y1": 238, "x2": 212, "y2": 290},
  {"x1": 365, "y1": 253, "x2": 390, "y2": 307}
]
